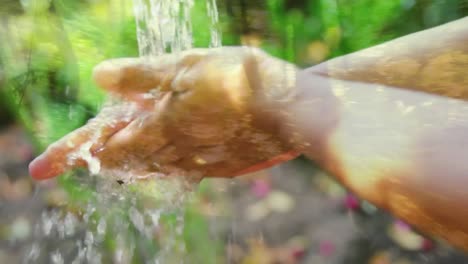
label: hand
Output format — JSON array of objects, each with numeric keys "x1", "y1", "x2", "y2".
[{"x1": 29, "y1": 47, "x2": 300, "y2": 182}]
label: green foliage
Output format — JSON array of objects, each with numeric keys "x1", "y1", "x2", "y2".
[
  {"x1": 184, "y1": 205, "x2": 223, "y2": 264},
  {"x1": 261, "y1": 0, "x2": 467, "y2": 65}
]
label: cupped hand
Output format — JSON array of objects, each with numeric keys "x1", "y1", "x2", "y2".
[{"x1": 29, "y1": 47, "x2": 300, "y2": 182}]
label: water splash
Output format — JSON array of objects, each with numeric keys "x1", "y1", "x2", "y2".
[{"x1": 24, "y1": 176, "x2": 194, "y2": 263}]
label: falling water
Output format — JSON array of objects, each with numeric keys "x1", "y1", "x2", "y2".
[
  {"x1": 133, "y1": 0, "x2": 194, "y2": 55},
  {"x1": 132, "y1": 0, "x2": 222, "y2": 56},
  {"x1": 23, "y1": 0, "x2": 222, "y2": 263},
  {"x1": 206, "y1": 0, "x2": 222, "y2": 48}
]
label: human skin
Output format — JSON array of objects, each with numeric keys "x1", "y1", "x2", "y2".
[
  {"x1": 29, "y1": 18, "x2": 468, "y2": 249},
  {"x1": 289, "y1": 17, "x2": 468, "y2": 250},
  {"x1": 28, "y1": 47, "x2": 301, "y2": 180}
]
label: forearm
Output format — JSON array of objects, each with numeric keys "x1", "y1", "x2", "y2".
[
  {"x1": 284, "y1": 69, "x2": 468, "y2": 250},
  {"x1": 311, "y1": 17, "x2": 468, "y2": 99}
]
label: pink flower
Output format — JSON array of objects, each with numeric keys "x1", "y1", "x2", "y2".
[
  {"x1": 422, "y1": 238, "x2": 434, "y2": 251},
  {"x1": 394, "y1": 220, "x2": 411, "y2": 231},
  {"x1": 319, "y1": 240, "x2": 335, "y2": 257},
  {"x1": 251, "y1": 179, "x2": 271, "y2": 198},
  {"x1": 344, "y1": 194, "x2": 360, "y2": 210},
  {"x1": 291, "y1": 247, "x2": 306, "y2": 261}
]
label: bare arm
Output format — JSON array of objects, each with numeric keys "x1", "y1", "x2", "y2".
[
  {"x1": 312, "y1": 17, "x2": 468, "y2": 99},
  {"x1": 284, "y1": 18, "x2": 468, "y2": 250}
]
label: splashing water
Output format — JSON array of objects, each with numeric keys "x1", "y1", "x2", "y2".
[
  {"x1": 24, "y1": 176, "x2": 194, "y2": 263},
  {"x1": 23, "y1": 0, "x2": 222, "y2": 263}
]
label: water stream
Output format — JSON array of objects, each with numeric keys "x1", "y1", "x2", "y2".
[
  {"x1": 23, "y1": 0, "x2": 221, "y2": 263},
  {"x1": 133, "y1": 0, "x2": 194, "y2": 56}
]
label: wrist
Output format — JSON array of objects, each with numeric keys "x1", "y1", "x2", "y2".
[{"x1": 276, "y1": 68, "x2": 341, "y2": 154}]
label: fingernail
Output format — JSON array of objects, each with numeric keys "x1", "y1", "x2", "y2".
[
  {"x1": 93, "y1": 60, "x2": 122, "y2": 91},
  {"x1": 29, "y1": 154, "x2": 60, "y2": 180}
]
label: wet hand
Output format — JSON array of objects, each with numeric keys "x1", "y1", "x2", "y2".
[{"x1": 29, "y1": 47, "x2": 300, "y2": 181}]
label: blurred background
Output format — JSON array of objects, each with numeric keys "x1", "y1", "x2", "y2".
[{"x1": 1, "y1": 0, "x2": 468, "y2": 263}]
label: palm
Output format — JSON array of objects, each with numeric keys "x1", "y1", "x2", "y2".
[{"x1": 29, "y1": 47, "x2": 299, "y2": 181}]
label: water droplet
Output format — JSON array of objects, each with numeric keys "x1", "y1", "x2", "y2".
[
  {"x1": 129, "y1": 207, "x2": 145, "y2": 233},
  {"x1": 51, "y1": 250, "x2": 64, "y2": 264},
  {"x1": 41, "y1": 212, "x2": 54, "y2": 236},
  {"x1": 25, "y1": 243, "x2": 40, "y2": 262},
  {"x1": 85, "y1": 231, "x2": 94, "y2": 246},
  {"x1": 97, "y1": 218, "x2": 107, "y2": 238},
  {"x1": 64, "y1": 213, "x2": 77, "y2": 237}
]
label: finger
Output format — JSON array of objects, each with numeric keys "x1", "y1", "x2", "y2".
[
  {"x1": 29, "y1": 105, "x2": 136, "y2": 180},
  {"x1": 93, "y1": 49, "x2": 209, "y2": 98},
  {"x1": 93, "y1": 57, "x2": 172, "y2": 95},
  {"x1": 101, "y1": 93, "x2": 172, "y2": 156},
  {"x1": 29, "y1": 121, "x2": 130, "y2": 180}
]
